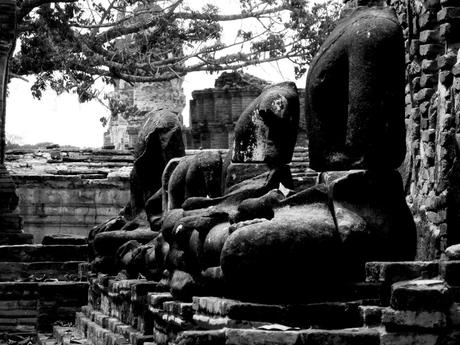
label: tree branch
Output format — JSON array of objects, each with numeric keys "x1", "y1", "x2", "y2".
[
  {"x1": 94, "y1": 1, "x2": 181, "y2": 44},
  {"x1": 174, "y1": 4, "x2": 290, "y2": 21}
]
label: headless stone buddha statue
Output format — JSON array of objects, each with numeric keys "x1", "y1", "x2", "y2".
[
  {"x1": 305, "y1": 0, "x2": 406, "y2": 171},
  {"x1": 98, "y1": 0, "x2": 416, "y2": 302},
  {"x1": 218, "y1": 0, "x2": 415, "y2": 302}
]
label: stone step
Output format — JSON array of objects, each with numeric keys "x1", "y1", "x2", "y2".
[
  {"x1": 0, "y1": 283, "x2": 39, "y2": 332},
  {"x1": 37, "y1": 332, "x2": 58, "y2": 345},
  {"x1": 190, "y1": 297, "x2": 366, "y2": 330},
  {"x1": 50, "y1": 326, "x2": 88, "y2": 345},
  {"x1": 365, "y1": 261, "x2": 440, "y2": 284},
  {"x1": 293, "y1": 146, "x2": 308, "y2": 152},
  {"x1": 0, "y1": 281, "x2": 88, "y2": 333},
  {"x1": 173, "y1": 327, "x2": 381, "y2": 345},
  {"x1": 42, "y1": 234, "x2": 87, "y2": 245},
  {"x1": 0, "y1": 261, "x2": 84, "y2": 281},
  {"x1": 0, "y1": 244, "x2": 87, "y2": 262},
  {"x1": 0, "y1": 233, "x2": 33, "y2": 245},
  {"x1": 38, "y1": 282, "x2": 89, "y2": 332},
  {"x1": 18, "y1": 206, "x2": 122, "y2": 217},
  {"x1": 0, "y1": 282, "x2": 40, "y2": 300},
  {"x1": 75, "y1": 309, "x2": 151, "y2": 345},
  {"x1": 291, "y1": 153, "x2": 309, "y2": 160},
  {"x1": 290, "y1": 167, "x2": 309, "y2": 173},
  {"x1": 290, "y1": 162, "x2": 309, "y2": 166}
]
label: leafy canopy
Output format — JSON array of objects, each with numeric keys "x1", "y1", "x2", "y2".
[{"x1": 11, "y1": 0, "x2": 342, "y2": 101}]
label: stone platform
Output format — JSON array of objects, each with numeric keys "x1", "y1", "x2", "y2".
[
  {"x1": 0, "y1": 243, "x2": 89, "y2": 333},
  {"x1": 56, "y1": 259, "x2": 460, "y2": 345},
  {"x1": 5, "y1": 147, "x2": 312, "y2": 242}
]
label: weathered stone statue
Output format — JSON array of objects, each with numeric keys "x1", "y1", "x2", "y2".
[
  {"x1": 88, "y1": 109, "x2": 185, "y2": 272},
  {"x1": 165, "y1": 81, "x2": 299, "y2": 212},
  {"x1": 232, "y1": 82, "x2": 299, "y2": 167},
  {"x1": 305, "y1": 0, "x2": 406, "y2": 171},
  {"x1": 217, "y1": 0, "x2": 414, "y2": 301},
  {"x1": 128, "y1": 108, "x2": 185, "y2": 220},
  {"x1": 89, "y1": 0, "x2": 416, "y2": 303},
  {"x1": 104, "y1": 82, "x2": 301, "y2": 291},
  {"x1": 157, "y1": 0, "x2": 414, "y2": 302}
]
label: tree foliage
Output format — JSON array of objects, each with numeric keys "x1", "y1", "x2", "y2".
[{"x1": 11, "y1": 0, "x2": 342, "y2": 101}]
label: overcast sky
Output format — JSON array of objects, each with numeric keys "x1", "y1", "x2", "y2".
[{"x1": 6, "y1": 0, "x2": 306, "y2": 148}]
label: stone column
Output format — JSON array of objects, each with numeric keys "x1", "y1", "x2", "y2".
[{"x1": 0, "y1": 1, "x2": 32, "y2": 243}]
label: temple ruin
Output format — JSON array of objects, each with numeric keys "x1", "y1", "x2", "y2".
[
  {"x1": 188, "y1": 71, "x2": 308, "y2": 149},
  {"x1": 1, "y1": 0, "x2": 460, "y2": 344},
  {"x1": 103, "y1": 79, "x2": 186, "y2": 151}
]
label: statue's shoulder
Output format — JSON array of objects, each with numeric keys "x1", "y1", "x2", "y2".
[
  {"x1": 339, "y1": 6, "x2": 402, "y2": 48},
  {"x1": 348, "y1": 7, "x2": 401, "y2": 31}
]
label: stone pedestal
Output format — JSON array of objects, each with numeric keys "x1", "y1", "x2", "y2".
[{"x1": 0, "y1": 0, "x2": 32, "y2": 243}]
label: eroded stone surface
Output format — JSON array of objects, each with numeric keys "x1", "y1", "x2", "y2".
[
  {"x1": 390, "y1": 279, "x2": 453, "y2": 311},
  {"x1": 445, "y1": 244, "x2": 460, "y2": 260},
  {"x1": 232, "y1": 82, "x2": 299, "y2": 166},
  {"x1": 382, "y1": 307, "x2": 447, "y2": 330},
  {"x1": 305, "y1": 5, "x2": 406, "y2": 171}
]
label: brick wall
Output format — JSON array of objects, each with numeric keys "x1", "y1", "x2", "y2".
[
  {"x1": 393, "y1": 0, "x2": 460, "y2": 258},
  {"x1": 189, "y1": 87, "x2": 308, "y2": 149},
  {"x1": 6, "y1": 149, "x2": 132, "y2": 243}
]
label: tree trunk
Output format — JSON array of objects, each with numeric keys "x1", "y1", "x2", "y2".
[{"x1": 0, "y1": 0, "x2": 33, "y2": 243}]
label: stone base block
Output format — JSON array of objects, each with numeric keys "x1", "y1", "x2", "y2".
[
  {"x1": 382, "y1": 307, "x2": 447, "y2": 330},
  {"x1": 0, "y1": 232, "x2": 33, "y2": 245},
  {"x1": 390, "y1": 279, "x2": 452, "y2": 311},
  {"x1": 366, "y1": 262, "x2": 439, "y2": 285},
  {"x1": 440, "y1": 260, "x2": 460, "y2": 286},
  {"x1": 191, "y1": 296, "x2": 364, "y2": 329},
  {"x1": 380, "y1": 332, "x2": 438, "y2": 345},
  {"x1": 173, "y1": 328, "x2": 381, "y2": 345},
  {"x1": 75, "y1": 307, "x2": 150, "y2": 345}
]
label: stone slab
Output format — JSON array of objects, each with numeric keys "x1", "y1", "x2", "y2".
[
  {"x1": 390, "y1": 279, "x2": 452, "y2": 311},
  {"x1": 0, "y1": 244, "x2": 87, "y2": 262},
  {"x1": 382, "y1": 307, "x2": 447, "y2": 330},
  {"x1": 42, "y1": 234, "x2": 87, "y2": 245},
  {"x1": 0, "y1": 282, "x2": 39, "y2": 300},
  {"x1": 365, "y1": 262, "x2": 439, "y2": 284},
  {"x1": 0, "y1": 233, "x2": 33, "y2": 245},
  {"x1": 192, "y1": 297, "x2": 363, "y2": 329},
  {"x1": 380, "y1": 332, "x2": 438, "y2": 345},
  {"x1": 222, "y1": 328, "x2": 381, "y2": 345},
  {"x1": 0, "y1": 261, "x2": 83, "y2": 281}
]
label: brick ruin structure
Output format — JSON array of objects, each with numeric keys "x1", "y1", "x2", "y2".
[
  {"x1": 103, "y1": 79, "x2": 186, "y2": 150},
  {"x1": 64, "y1": 1, "x2": 460, "y2": 345},
  {"x1": 5, "y1": 149, "x2": 132, "y2": 243},
  {"x1": 2, "y1": 0, "x2": 460, "y2": 342},
  {"x1": 102, "y1": 2, "x2": 186, "y2": 151},
  {"x1": 396, "y1": 0, "x2": 460, "y2": 258},
  {"x1": 188, "y1": 71, "x2": 308, "y2": 149}
]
